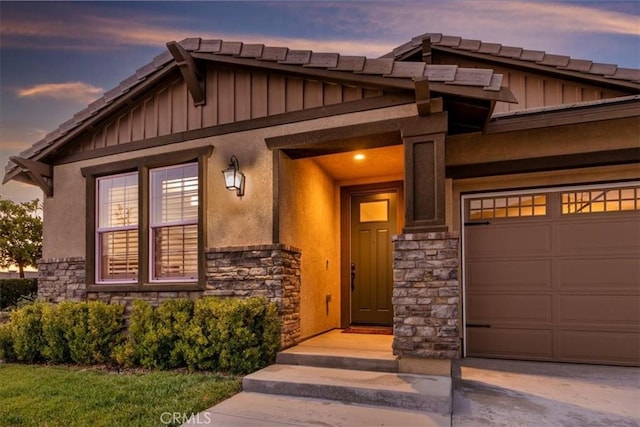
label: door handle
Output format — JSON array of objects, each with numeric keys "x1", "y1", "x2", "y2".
[{"x1": 351, "y1": 263, "x2": 356, "y2": 292}]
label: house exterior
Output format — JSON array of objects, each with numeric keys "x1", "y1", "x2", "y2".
[{"x1": 4, "y1": 33, "x2": 639, "y2": 367}]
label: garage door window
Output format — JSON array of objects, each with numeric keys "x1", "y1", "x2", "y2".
[
  {"x1": 469, "y1": 194, "x2": 546, "y2": 220},
  {"x1": 562, "y1": 186, "x2": 639, "y2": 214}
]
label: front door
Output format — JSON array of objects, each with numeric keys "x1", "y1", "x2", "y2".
[{"x1": 350, "y1": 192, "x2": 397, "y2": 325}]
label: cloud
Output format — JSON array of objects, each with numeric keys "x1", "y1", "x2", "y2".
[
  {"x1": 17, "y1": 82, "x2": 103, "y2": 104},
  {"x1": 2, "y1": 1, "x2": 636, "y2": 54}
]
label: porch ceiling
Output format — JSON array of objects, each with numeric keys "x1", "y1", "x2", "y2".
[{"x1": 313, "y1": 145, "x2": 404, "y2": 182}]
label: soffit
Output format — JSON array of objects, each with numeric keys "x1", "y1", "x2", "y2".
[{"x1": 313, "y1": 145, "x2": 404, "y2": 182}]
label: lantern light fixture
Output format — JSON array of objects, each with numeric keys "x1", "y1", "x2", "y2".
[{"x1": 222, "y1": 155, "x2": 245, "y2": 197}]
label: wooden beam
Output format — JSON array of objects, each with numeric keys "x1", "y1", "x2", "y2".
[
  {"x1": 166, "y1": 41, "x2": 206, "y2": 106},
  {"x1": 415, "y1": 77, "x2": 431, "y2": 116},
  {"x1": 422, "y1": 38, "x2": 432, "y2": 64},
  {"x1": 10, "y1": 156, "x2": 53, "y2": 197}
]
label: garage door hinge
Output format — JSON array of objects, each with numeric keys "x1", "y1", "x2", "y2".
[{"x1": 464, "y1": 221, "x2": 490, "y2": 226}]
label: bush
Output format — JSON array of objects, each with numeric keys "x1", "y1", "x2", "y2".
[
  {"x1": 4, "y1": 297, "x2": 280, "y2": 374},
  {"x1": 156, "y1": 298, "x2": 194, "y2": 369},
  {"x1": 10, "y1": 302, "x2": 45, "y2": 362},
  {"x1": 217, "y1": 298, "x2": 281, "y2": 374},
  {"x1": 0, "y1": 322, "x2": 15, "y2": 361},
  {"x1": 115, "y1": 300, "x2": 158, "y2": 368},
  {"x1": 17, "y1": 300, "x2": 125, "y2": 365},
  {"x1": 0, "y1": 279, "x2": 38, "y2": 310},
  {"x1": 182, "y1": 297, "x2": 281, "y2": 374},
  {"x1": 41, "y1": 302, "x2": 71, "y2": 363}
]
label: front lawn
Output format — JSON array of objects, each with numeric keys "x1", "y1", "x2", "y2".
[{"x1": 0, "y1": 363, "x2": 241, "y2": 426}]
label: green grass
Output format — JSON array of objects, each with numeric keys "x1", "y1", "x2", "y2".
[{"x1": 0, "y1": 363, "x2": 242, "y2": 427}]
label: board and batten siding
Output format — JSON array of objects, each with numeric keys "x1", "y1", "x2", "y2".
[
  {"x1": 433, "y1": 56, "x2": 627, "y2": 113},
  {"x1": 72, "y1": 65, "x2": 383, "y2": 153}
]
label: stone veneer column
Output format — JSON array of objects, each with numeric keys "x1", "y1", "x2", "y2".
[
  {"x1": 392, "y1": 232, "x2": 460, "y2": 359},
  {"x1": 37, "y1": 257, "x2": 86, "y2": 302},
  {"x1": 205, "y1": 244, "x2": 301, "y2": 349}
]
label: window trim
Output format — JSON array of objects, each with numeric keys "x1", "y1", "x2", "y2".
[
  {"x1": 149, "y1": 163, "x2": 199, "y2": 283},
  {"x1": 82, "y1": 145, "x2": 213, "y2": 292},
  {"x1": 95, "y1": 171, "x2": 139, "y2": 284}
]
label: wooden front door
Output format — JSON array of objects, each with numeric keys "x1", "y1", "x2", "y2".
[{"x1": 350, "y1": 192, "x2": 397, "y2": 325}]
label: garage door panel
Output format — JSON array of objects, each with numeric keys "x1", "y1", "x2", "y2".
[
  {"x1": 557, "y1": 257, "x2": 640, "y2": 290},
  {"x1": 466, "y1": 224, "x2": 552, "y2": 258},
  {"x1": 467, "y1": 294, "x2": 552, "y2": 323},
  {"x1": 467, "y1": 259, "x2": 552, "y2": 291},
  {"x1": 557, "y1": 218, "x2": 640, "y2": 255},
  {"x1": 467, "y1": 328, "x2": 553, "y2": 359},
  {"x1": 559, "y1": 295, "x2": 640, "y2": 325},
  {"x1": 559, "y1": 330, "x2": 640, "y2": 365},
  {"x1": 464, "y1": 184, "x2": 640, "y2": 366}
]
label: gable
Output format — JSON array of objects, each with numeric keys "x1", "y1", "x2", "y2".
[
  {"x1": 57, "y1": 64, "x2": 390, "y2": 161},
  {"x1": 389, "y1": 33, "x2": 639, "y2": 113},
  {"x1": 431, "y1": 53, "x2": 630, "y2": 113}
]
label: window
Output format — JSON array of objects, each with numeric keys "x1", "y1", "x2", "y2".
[
  {"x1": 150, "y1": 163, "x2": 198, "y2": 281},
  {"x1": 84, "y1": 145, "x2": 211, "y2": 288},
  {"x1": 562, "y1": 187, "x2": 640, "y2": 214},
  {"x1": 96, "y1": 173, "x2": 139, "y2": 283},
  {"x1": 468, "y1": 194, "x2": 547, "y2": 220}
]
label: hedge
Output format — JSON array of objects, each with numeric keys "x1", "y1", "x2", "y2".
[
  {"x1": 1, "y1": 297, "x2": 281, "y2": 375},
  {"x1": 0, "y1": 279, "x2": 38, "y2": 310}
]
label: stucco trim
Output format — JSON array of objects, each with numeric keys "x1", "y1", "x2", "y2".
[{"x1": 446, "y1": 147, "x2": 640, "y2": 179}]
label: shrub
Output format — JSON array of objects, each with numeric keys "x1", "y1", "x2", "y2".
[
  {"x1": 115, "y1": 300, "x2": 158, "y2": 368},
  {"x1": 10, "y1": 302, "x2": 45, "y2": 362},
  {"x1": 156, "y1": 298, "x2": 194, "y2": 369},
  {"x1": 41, "y1": 302, "x2": 71, "y2": 363},
  {"x1": 0, "y1": 279, "x2": 38, "y2": 310},
  {"x1": 182, "y1": 298, "x2": 224, "y2": 371},
  {"x1": 216, "y1": 297, "x2": 281, "y2": 374},
  {"x1": 42, "y1": 301, "x2": 125, "y2": 365},
  {"x1": 0, "y1": 322, "x2": 15, "y2": 361},
  {"x1": 182, "y1": 297, "x2": 281, "y2": 374},
  {"x1": 87, "y1": 301, "x2": 125, "y2": 364}
]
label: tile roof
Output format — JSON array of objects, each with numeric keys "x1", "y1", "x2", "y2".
[
  {"x1": 5, "y1": 37, "x2": 510, "y2": 178},
  {"x1": 388, "y1": 33, "x2": 640, "y2": 84}
]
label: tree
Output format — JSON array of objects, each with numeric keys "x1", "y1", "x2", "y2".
[{"x1": 0, "y1": 197, "x2": 43, "y2": 278}]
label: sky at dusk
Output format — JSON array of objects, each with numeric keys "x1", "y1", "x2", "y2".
[{"x1": 1, "y1": 0, "x2": 639, "y2": 204}]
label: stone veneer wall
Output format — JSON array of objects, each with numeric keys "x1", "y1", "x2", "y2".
[
  {"x1": 392, "y1": 232, "x2": 460, "y2": 359},
  {"x1": 38, "y1": 257, "x2": 86, "y2": 302},
  {"x1": 205, "y1": 244, "x2": 302, "y2": 348}
]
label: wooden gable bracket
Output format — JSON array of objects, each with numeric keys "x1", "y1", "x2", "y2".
[
  {"x1": 166, "y1": 41, "x2": 206, "y2": 106},
  {"x1": 422, "y1": 37, "x2": 432, "y2": 64},
  {"x1": 10, "y1": 156, "x2": 53, "y2": 197}
]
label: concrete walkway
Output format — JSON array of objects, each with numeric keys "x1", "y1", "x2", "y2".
[{"x1": 453, "y1": 358, "x2": 640, "y2": 427}]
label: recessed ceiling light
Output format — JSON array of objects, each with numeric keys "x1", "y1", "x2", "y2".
[{"x1": 354, "y1": 154, "x2": 365, "y2": 160}]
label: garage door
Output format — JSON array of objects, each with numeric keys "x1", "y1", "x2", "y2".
[{"x1": 464, "y1": 184, "x2": 640, "y2": 366}]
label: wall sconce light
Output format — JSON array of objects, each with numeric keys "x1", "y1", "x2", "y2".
[{"x1": 222, "y1": 155, "x2": 245, "y2": 197}]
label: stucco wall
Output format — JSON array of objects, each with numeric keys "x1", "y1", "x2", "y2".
[
  {"x1": 278, "y1": 153, "x2": 341, "y2": 339},
  {"x1": 42, "y1": 104, "x2": 418, "y2": 259}
]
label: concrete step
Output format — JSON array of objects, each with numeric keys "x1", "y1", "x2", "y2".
[
  {"x1": 182, "y1": 392, "x2": 450, "y2": 427},
  {"x1": 243, "y1": 364, "x2": 452, "y2": 415},
  {"x1": 276, "y1": 349, "x2": 399, "y2": 372}
]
